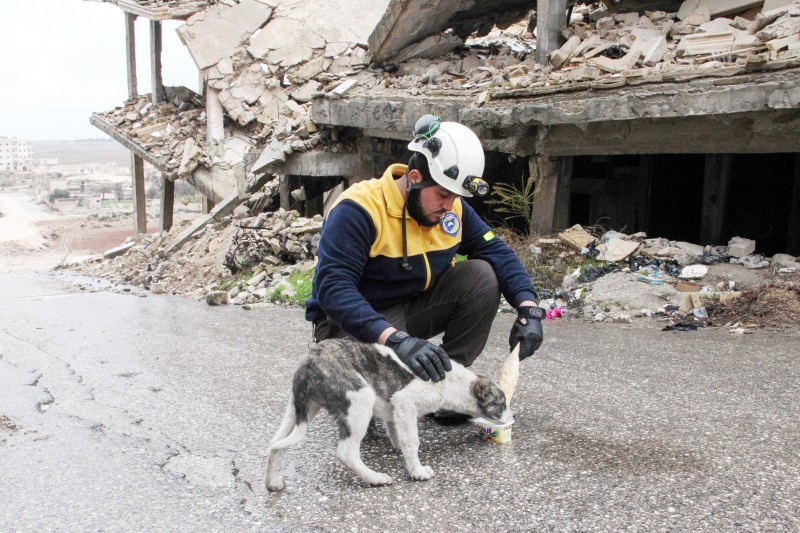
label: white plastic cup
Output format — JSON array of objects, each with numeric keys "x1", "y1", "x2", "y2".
[{"x1": 472, "y1": 417, "x2": 513, "y2": 444}]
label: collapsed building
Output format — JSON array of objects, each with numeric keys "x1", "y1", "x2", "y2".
[{"x1": 86, "y1": 0, "x2": 800, "y2": 260}]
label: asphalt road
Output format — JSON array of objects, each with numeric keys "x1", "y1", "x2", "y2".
[{"x1": 1, "y1": 272, "x2": 799, "y2": 531}]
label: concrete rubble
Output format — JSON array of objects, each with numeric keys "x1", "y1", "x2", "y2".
[
  {"x1": 93, "y1": 0, "x2": 800, "y2": 208},
  {"x1": 75, "y1": 176, "x2": 323, "y2": 306},
  {"x1": 95, "y1": 0, "x2": 388, "y2": 207},
  {"x1": 71, "y1": 209, "x2": 799, "y2": 331},
  {"x1": 335, "y1": 0, "x2": 800, "y2": 102},
  {"x1": 81, "y1": 0, "x2": 800, "y2": 329},
  {"x1": 529, "y1": 224, "x2": 800, "y2": 328},
  {"x1": 95, "y1": 88, "x2": 204, "y2": 176}
]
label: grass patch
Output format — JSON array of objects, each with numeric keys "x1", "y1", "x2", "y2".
[
  {"x1": 218, "y1": 271, "x2": 252, "y2": 292},
  {"x1": 269, "y1": 267, "x2": 314, "y2": 306}
]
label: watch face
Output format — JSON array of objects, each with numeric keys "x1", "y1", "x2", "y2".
[{"x1": 393, "y1": 331, "x2": 409, "y2": 340}]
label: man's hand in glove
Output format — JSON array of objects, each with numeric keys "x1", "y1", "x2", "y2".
[
  {"x1": 385, "y1": 331, "x2": 452, "y2": 382},
  {"x1": 509, "y1": 305, "x2": 545, "y2": 360}
]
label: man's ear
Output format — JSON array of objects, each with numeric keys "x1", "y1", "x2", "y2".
[{"x1": 407, "y1": 169, "x2": 422, "y2": 185}]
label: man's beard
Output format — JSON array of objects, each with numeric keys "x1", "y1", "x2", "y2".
[{"x1": 406, "y1": 186, "x2": 438, "y2": 227}]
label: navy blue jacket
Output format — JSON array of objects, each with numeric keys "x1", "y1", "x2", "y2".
[{"x1": 305, "y1": 164, "x2": 537, "y2": 342}]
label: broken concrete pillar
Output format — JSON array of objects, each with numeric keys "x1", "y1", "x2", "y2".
[
  {"x1": 188, "y1": 164, "x2": 239, "y2": 205},
  {"x1": 530, "y1": 155, "x2": 572, "y2": 235},
  {"x1": 537, "y1": 0, "x2": 569, "y2": 65},
  {"x1": 206, "y1": 86, "x2": 225, "y2": 144}
]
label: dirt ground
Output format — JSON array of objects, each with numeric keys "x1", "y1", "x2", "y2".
[{"x1": 0, "y1": 193, "x2": 183, "y2": 273}]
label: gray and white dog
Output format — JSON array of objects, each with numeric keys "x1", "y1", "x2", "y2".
[{"x1": 265, "y1": 338, "x2": 513, "y2": 490}]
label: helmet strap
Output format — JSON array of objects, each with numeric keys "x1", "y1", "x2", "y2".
[{"x1": 401, "y1": 201, "x2": 412, "y2": 271}]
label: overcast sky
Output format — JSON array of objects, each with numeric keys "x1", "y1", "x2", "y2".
[{"x1": 0, "y1": 0, "x2": 198, "y2": 141}]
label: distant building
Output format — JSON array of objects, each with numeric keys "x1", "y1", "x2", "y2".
[{"x1": 0, "y1": 136, "x2": 33, "y2": 171}]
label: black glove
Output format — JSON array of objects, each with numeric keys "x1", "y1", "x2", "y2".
[
  {"x1": 509, "y1": 306, "x2": 545, "y2": 360},
  {"x1": 385, "y1": 331, "x2": 452, "y2": 382}
]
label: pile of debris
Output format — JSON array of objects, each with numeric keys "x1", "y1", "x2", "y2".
[
  {"x1": 94, "y1": 88, "x2": 205, "y2": 175},
  {"x1": 345, "y1": 0, "x2": 800, "y2": 101},
  {"x1": 73, "y1": 176, "x2": 322, "y2": 305},
  {"x1": 705, "y1": 280, "x2": 800, "y2": 328},
  {"x1": 93, "y1": 0, "x2": 386, "y2": 205},
  {"x1": 183, "y1": 0, "x2": 373, "y2": 131},
  {"x1": 499, "y1": 223, "x2": 800, "y2": 330},
  {"x1": 69, "y1": 204, "x2": 800, "y2": 331}
]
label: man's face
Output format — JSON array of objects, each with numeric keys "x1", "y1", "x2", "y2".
[{"x1": 407, "y1": 183, "x2": 458, "y2": 227}]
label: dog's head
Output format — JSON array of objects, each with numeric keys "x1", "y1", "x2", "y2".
[{"x1": 471, "y1": 377, "x2": 513, "y2": 424}]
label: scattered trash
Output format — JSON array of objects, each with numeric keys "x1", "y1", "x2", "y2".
[
  {"x1": 628, "y1": 255, "x2": 661, "y2": 272},
  {"x1": 546, "y1": 306, "x2": 563, "y2": 319},
  {"x1": 676, "y1": 280, "x2": 703, "y2": 293},
  {"x1": 735, "y1": 254, "x2": 770, "y2": 269},
  {"x1": 701, "y1": 250, "x2": 730, "y2": 265},
  {"x1": 692, "y1": 307, "x2": 708, "y2": 319},
  {"x1": 679, "y1": 291, "x2": 741, "y2": 314},
  {"x1": 592, "y1": 312, "x2": 606, "y2": 322},
  {"x1": 662, "y1": 321, "x2": 698, "y2": 332},
  {"x1": 596, "y1": 237, "x2": 640, "y2": 262},
  {"x1": 637, "y1": 273, "x2": 663, "y2": 285},
  {"x1": 559, "y1": 224, "x2": 596, "y2": 249},
  {"x1": 705, "y1": 282, "x2": 800, "y2": 329},
  {"x1": 679, "y1": 264, "x2": 709, "y2": 279},
  {"x1": 729, "y1": 327, "x2": 754, "y2": 335},
  {"x1": 579, "y1": 263, "x2": 616, "y2": 283}
]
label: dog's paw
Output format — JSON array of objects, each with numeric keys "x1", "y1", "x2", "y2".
[
  {"x1": 266, "y1": 476, "x2": 286, "y2": 492},
  {"x1": 365, "y1": 472, "x2": 394, "y2": 486},
  {"x1": 410, "y1": 465, "x2": 434, "y2": 481}
]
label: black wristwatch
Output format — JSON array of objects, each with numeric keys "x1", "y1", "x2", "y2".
[{"x1": 518, "y1": 306, "x2": 546, "y2": 320}]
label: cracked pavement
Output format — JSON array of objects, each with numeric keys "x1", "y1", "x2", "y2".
[{"x1": 1, "y1": 271, "x2": 799, "y2": 531}]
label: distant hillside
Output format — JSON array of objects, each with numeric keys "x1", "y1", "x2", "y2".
[{"x1": 31, "y1": 139, "x2": 130, "y2": 167}]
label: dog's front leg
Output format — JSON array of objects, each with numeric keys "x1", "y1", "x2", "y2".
[{"x1": 392, "y1": 397, "x2": 434, "y2": 481}]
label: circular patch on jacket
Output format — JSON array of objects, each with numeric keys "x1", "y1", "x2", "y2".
[{"x1": 439, "y1": 212, "x2": 461, "y2": 237}]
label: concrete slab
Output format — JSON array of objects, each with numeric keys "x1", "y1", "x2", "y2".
[
  {"x1": 698, "y1": 0, "x2": 763, "y2": 17},
  {"x1": 368, "y1": 0, "x2": 532, "y2": 65},
  {"x1": 310, "y1": 67, "x2": 800, "y2": 133},
  {"x1": 176, "y1": 0, "x2": 273, "y2": 69}
]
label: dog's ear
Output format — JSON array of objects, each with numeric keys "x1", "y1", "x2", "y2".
[{"x1": 471, "y1": 377, "x2": 495, "y2": 403}]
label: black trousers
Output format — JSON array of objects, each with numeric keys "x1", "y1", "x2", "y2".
[{"x1": 313, "y1": 259, "x2": 501, "y2": 367}]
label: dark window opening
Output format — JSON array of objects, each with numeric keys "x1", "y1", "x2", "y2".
[{"x1": 569, "y1": 153, "x2": 798, "y2": 256}]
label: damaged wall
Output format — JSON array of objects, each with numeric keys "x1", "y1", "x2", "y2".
[{"x1": 177, "y1": 0, "x2": 390, "y2": 139}]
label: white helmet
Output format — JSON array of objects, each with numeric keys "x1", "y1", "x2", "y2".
[{"x1": 407, "y1": 115, "x2": 489, "y2": 198}]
